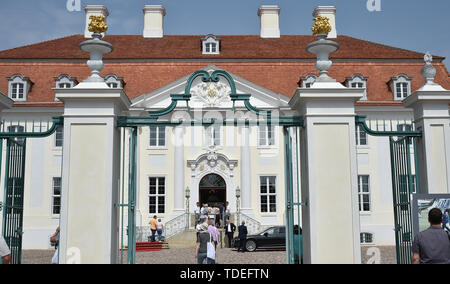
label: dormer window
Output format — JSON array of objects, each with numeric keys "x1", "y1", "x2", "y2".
[
  {"x1": 55, "y1": 74, "x2": 77, "y2": 89},
  {"x1": 346, "y1": 74, "x2": 368, "y2": 100},
  {"x1": 8, "y1": 74, "x2": 31, "y2": 101},
  {"x1": 299, "y1": 74, "x2": 317, "y2": 88},
  {"x1": 105, "y1": 74, "x2": 124, "y2": 89},
  {"x1": 202, "y1": 34, "x2": 220, "y2": 55},
  {"x1": 390, "y1": 74, "x2": 412, "y2": 101}
]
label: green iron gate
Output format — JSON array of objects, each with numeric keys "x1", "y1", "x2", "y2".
[
  {"x1": 356, "y1": 116, "x2": 421, "y2": 264},
  {"x1": 0, "y1": 117, "x2": 63, "y2": 264},
  {"x1": 2, "y1": 138, "x2": 26, "y2": 264},
  {"x1": 117, "y1": 69, "x2": 303, "y2": 264}
]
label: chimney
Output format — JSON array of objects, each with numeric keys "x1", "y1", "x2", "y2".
[
  {"x1": 143, "y1": 5, "x2": 166, "y2": 38},
  {"x1": 313, "y1": 6, "x2": 337, "y2": 39},
  {"x1": 258, "y1": 5, "x2": 281, "y2": 38},
  {"x1": 84, "y1": 5, "x2": 109, "y2": 38}
]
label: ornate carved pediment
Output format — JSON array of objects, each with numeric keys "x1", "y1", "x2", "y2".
[
  {"x1": 187, "y1": 146, "x2": 238, "y2": 177},
  {"x1": 190, "y1": 81, "x2": 232, "y2": 108}
]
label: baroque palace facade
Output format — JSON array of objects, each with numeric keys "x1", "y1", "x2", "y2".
[{"x1": 0, "y1": 5, "x2": 449, "y2": 250}]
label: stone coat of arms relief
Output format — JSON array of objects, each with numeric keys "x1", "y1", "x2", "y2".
[{"x1": 190, "y1": 81, "x2": 232, "y2": 108}]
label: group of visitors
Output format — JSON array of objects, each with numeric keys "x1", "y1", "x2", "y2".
[
  {"x1": 194, "y1": 202, "x2": 231, "y2": 227},
  {"x1": 149, "y1": 216, "x2": 164, "y2": 242}
]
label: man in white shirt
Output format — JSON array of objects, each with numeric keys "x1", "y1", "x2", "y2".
[
  {"x1": 224, "y1": 219, "x2": 236, "y2": 248},
  {"x1": 0, "y1": 236, "x2": 11, "y2": 264},
  {"x1": 194, "y1": 202, "x2": 201, "y2": 223}
]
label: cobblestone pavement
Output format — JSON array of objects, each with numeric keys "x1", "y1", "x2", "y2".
[
  {"x1": 22, "y1": 246, "x2": 396, "y2": 264},
  {"x1": 361, "y1": 246, "x2": 397, "y2": 264}
]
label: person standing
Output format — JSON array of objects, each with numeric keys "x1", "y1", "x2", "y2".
[
  {"x1": 208, "y1": 219, "x2": 220, "y2": 250},
  {"x1": 443, "y1": 209, "x2": 449, "y2": 231},
  {"x1": 149, "y1": 215, "x2": 158, "y2": 242},
  {"x1": 196, "y1": 223, "x2": 215, "y2": 264},
  {"x1": 156, "y1": 219, "x2": 164, "y2": 242},
  {"x1": 225, "y1": 201, "x2": 231, "y2": 221},
  {"x1": 237, "y1": 221, "x2": 248, "y2": 253},
  {"x1": 194, "y1": 202, "x2": 201, "y2": 224},
  {"x1": 412, "y1": 208, "x2": 450, "y2": 264},
  {"x1": 50, "y1": 227, "x2": 60, "y2": 264},
  {"x1": 0, "y1": 235, "x2": 11, "y2": 264},
  {"x1": 224, "y1": 219, "x2": 236, "y2": 248},
  {"x1": 293, "y1": 225, "x2": 303, "y2": 264}
]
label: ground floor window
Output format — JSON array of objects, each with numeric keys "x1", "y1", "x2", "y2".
[
  {"x1": 358, "y1": 175, "x2": 371, "y2": 212},
  {"x1": 149, "y1": 177, "x2": 165, "y2": 214},
  {"x1": 260, "y1": 176, "x2": 276, "y2": 213},
  {"x1": 360, "y1": 232, "x2": 374, "y2": 244},
  {"x1": 52, "y1": 177, "x2": 61, "y2": 215}
]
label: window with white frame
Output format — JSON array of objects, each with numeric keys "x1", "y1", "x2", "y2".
[
  {"x1": 204, "y1": 125, "x2": 221, "y2": 146},
  {"x1": 390, "y1": 74, "x2": 412, "y2": 100},
  {"x1": 356, "y1": 125, "x2": 368, "y2": 146},
  {"x1": 55, "y1": 126, "x2": 64, "y2": 147},
  {"x1": 52, "y1": 177, "x2": 62, "y2": 215},
  {"x1": 149, "y1": 177, "x2": 165, "y2": 214},
  {"x1": 55, "y1": 74, "x2": 77, "y2": 89},
  {"x1": 358, "y1": 175, "x2": 371, "y2": 212},
  {"x1": 105, "y1": 74, "x2": 124, "y2": 89},
  {"x1": 202, "y1": 35, "x2": 220, "y2": 55},
  {"x1": 360, "y1": 232, "x2": 373, "y2": 244},
  {"x1": 259, "y1": 124, "x2": 275, "y2": 147},
  {"x1": 346, "y1": 74, "x2": 368, "y2": 100},
  {"x1": 149, "y1": 126, "x2": 166, "y2": 147},
  {"x1": 300, "y1": 74, "x2": 317, "y2": 88},
  {"x1": 260, "y1": 176, "x2": 276, "y2": 213},
  {"x1": 8, "y1": 74, "x2": 30, "y2": 101}
]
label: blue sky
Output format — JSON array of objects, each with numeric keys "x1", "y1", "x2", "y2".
[{"x1": 0, "y1": 0, "x2": 448, "y2": 68}]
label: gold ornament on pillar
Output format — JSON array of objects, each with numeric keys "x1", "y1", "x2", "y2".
[
  {"x1": 312, "y1": 16, "x2": 332, "y2": 36},
  {"x1": 88, "y1": 15, "x2": 108, "y2": 34}
]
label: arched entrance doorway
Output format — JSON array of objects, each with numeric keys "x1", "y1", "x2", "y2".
[{"x1": 199, "y1": 174, "x2": 226, "y2": 207}]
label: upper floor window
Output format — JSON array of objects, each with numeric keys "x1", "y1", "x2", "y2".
[
  {"x1": 55, "y1": 126, "x2": 64, "y2": 148},
  {"x1": 299, "y1": 74, "x2": 317, "y2": 88},
  {"x1": 54, "y1": 74, "x2": 77, "y2": 89},
  {"x1": 390, "y1": 74, "x2": 412, "y2": 100},
  {"x1": 259, "y1": 124, "x2": 275, "y2": 147},
  {"x1": 204, "y1": 125, "x2": 221, "y2": 146},
  {"x1": 8, "y1": 74, "x2": 31, "y2": 101},
  {"x1": 346, "y1": 74, "x2": 368, "y2": 100},
  {"x1": 149, "y1": 126, "x2": 166, "y2": 147},
  {"x1": 356, "y1": 125, "x2": 368, "y2": 146},
  {"x1": 202, "y1": 34, "x2": 220, "y2": 55},
  {"x1": 105, "y1": 74, "x2": 124, "y2": 89}
]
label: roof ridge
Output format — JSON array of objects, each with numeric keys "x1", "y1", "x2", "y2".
[
  {"x1": 0, "y1": 34, "x2": 81, "y2": 53},
  {"x1": 339, "y1": 35, "x2": 443, "y2": 60}
]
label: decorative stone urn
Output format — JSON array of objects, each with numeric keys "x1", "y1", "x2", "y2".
[
  {"x1": 79, "y1": 16, "x2": 113, "y2": 82},
  {"x1": 306, "y1": 16, "x2": 340, "y2": 82}
]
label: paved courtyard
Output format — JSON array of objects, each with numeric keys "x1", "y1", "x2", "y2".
[{"x1": 22, "y1": 246, "x2": 396, "y2": 264}]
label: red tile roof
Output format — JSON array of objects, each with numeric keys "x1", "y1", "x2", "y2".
[
  {"x1": 0, "y1": 35, "x2": 444, "y2": 61},
  {"x1": 0, "y1": 34, "x2": 448, "y2": 106}
]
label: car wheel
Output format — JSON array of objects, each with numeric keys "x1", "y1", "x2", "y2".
[{"x1": 246, "y1": 240, "x2": 257, "y2": 252}]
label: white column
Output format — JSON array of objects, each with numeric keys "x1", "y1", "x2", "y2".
[
  {"x1": 240, "y1": 126, "x2": 252, "y2": 215},
  {"x1": 290, "y1": 82, "x2": 363, "y2": 264},
  {"x1": 404, "y1": 85, "x2": 450, "y2": 194},
  {"x1": 55, "y1": 82, "x2": 130, "y2": 264},
  {"x1": 173, "y1": 126, "x2": 185, "y2": 216}
]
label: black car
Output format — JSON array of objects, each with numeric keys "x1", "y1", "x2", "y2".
[{"x1": 233, "y1": 226, "x2": 286, "y2": 252}]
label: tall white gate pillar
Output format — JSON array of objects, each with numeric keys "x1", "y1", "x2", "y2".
[
  {"x1": 403, "y1": 53, "x2": 450, "y2": 194},
  {"x1": 289, "y1": 20, "x2": 363, "y2": 264},
  {"x1": 55, "y1": 27, "x2": 131, "y2": 263}
]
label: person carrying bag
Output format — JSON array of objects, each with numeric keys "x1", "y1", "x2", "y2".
[{"x1": 207, "y1": 231, "x2": 216, "y2": 264}]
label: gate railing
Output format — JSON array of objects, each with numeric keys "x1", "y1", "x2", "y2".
[{"x1": 356, "y1": 116, "x2": 422, "y2": 264}]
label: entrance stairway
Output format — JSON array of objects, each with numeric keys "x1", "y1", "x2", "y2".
[{"x1": 136, "y1": 242, "x2": 169, "y2": 252}]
